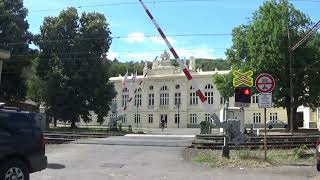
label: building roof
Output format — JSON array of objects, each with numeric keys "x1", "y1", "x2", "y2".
[{"x1": 110, "y1": 69, "x2": 230, "y2": 82}]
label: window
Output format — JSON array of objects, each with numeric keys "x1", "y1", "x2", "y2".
[
  {"x1": 175, "y1": 93, "x2": 181, "y2": 106},
  {"x1": 134, "y1": 114, "x2": 141, "y2": 124},
  {"x1": 252, "y1": 94, "x2": 259, "y2": 103},
  {"x1": 253, "y1": 113, "x2": 261, "y2": 123},
  {"x1": 0, "y1": 114, "x2": 31, "y2": 131},
  {"x1": 148, "y1": 94, "x2": 154, "y2": 106},
  {"x1": 122, "y1": 88, "x2": 129, "y2": 107},
  {"x1": 270, "y1": 113, "x2": 278, "y2": 121},
  {"x1": 205, "y1": 84, "x2": 213, "y2": 90},
  {"x1": 175, "y1": 114, "x2": 180, "y2": 124},
  {"x1": 160, "y1": 86, "x2": 168, "y2": 91},
  {"x1": 205, "y1": 92, "x2": 214, "y2": 105},
  {"x1": 205, "y1": 113, "x2": 211, "y2": 122},
  {"x1": 149, "y1": 85, "x2": 153, "y2": 90},
  {"x1": 148, "y1": 114, "x2": 153, "y2": 124},
  {"x1": 205, "y1": 84, "x2": 214, "y2": 104},
  {"x1": 190, "y1": 114, "x2": 197, "y2": 124},
  {"x1": 121, "y1": 115, "x2": 127, "y2": 124},
  {"x1": 160, "y1": 85, "x2": 169, "y2": 106},
  {"x1": 134, "y1": 94, "x2": 142, "y2": 106},
  {"x1": 190, "y1": 92, "x2": 198, "y2": 105},
  {"x1": 160, "y1": 93, "x2": 169, "y2": 105},
  {"x1": 175, "y1": 84, "x2": 180, "y2": 89},
  {"x1": 110, "y1": 114, "x2": 116, "y2": 121},
  {"x1": 122, "y1": 95, "x2": 129, "y2": 107},
  {"x1": 220, "y1": 97, "x2": 228, "y2": 104}
]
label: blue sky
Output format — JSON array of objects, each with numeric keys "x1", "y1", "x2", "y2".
[{"x1": 24, "y1": 0, "x2": 319, "y2": 62}]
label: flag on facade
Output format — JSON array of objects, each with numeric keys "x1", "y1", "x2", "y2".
[
  {"x1": 132, "y1": 70, "x2": 138, "y2": 83},
  {"x1": 122, "y1": 70, "x2": 128, "y2": 86}
]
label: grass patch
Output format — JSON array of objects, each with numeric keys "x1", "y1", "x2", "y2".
[{"x1": 186, "y1": 147, "x2": 315, "y2": 168}]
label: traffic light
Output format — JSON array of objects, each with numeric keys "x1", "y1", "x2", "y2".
[{"x1": 235, "y1": 87, "x2": 251, "y2": 103}]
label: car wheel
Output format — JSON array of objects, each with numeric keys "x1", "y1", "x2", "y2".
[
  {"x1": 0, "y1": 159, "x2": 29, "y2": 180},
  {"x1": 317, "y1": 163, "x2": 320, "y2": 172}
]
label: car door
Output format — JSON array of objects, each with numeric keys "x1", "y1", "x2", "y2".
[{"x1": 0, "y1": 127, "x2": 15, "y2": 159}]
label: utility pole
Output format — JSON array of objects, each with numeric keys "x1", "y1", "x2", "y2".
[
  {"x1": 287, "y1": 26, "x2": 294, "y2": 134},
  {"x1": 222, "y1": 98, "x2": 230, "y2": 158}
]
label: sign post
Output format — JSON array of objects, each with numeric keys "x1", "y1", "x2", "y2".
[{"x1": 256, "y1": 73, "x2": 275, "y2": 160}]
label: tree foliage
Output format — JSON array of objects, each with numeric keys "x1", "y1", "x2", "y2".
[
  {"x1": 196, "y1": 58, "x2": 230, "y2": 71},
  {"x1": 35, "y1": 8, "x2": 116, "y2": 127},
  {"x1": 0, "y1": 0, "x2": 33, "y2": 102},
  {"x1": 225, "y1": 0, "x2": 320, "y2": 131},
  {"x1": 26, "y1": 57, "x2": 47, "y2": 106},
  {"x1": 213, "y1": 72, "x2": 234, "y2": 99}
]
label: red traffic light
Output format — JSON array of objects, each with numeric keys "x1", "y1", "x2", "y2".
[{"x1": 242, "y1": 88, "x2": 251, "y2": 95}]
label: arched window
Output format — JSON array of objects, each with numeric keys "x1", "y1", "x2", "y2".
[
  {"x1": 135, "y1": 88, "x2": 142, "y2": 107},
  {"x1": 189, "y1": 86, "x2": 198, "y2": 105},
  {"x1": 160, "y1": 86, "x2": 169, "y2": 105},
  {"x1": 205, "y1": 84, "x2": 214, "y2": 105},
  {"x1": 205, "y1": 84, "x2": 213, "y2": 90},
  {"x1": 160, "y1": 86, "x2": 168, "y2": 91},
  {"x1": 122, "y1": 88, "x2": 129, "y2": 107},
  {"x1": 122, "y1": 88, "x2": 129, "y2": 93}
]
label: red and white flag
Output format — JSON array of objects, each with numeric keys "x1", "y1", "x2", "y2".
[
  {"x1": 122, "y1": 70, "x2": 128, "y2": 87},
  {"x1": 132, "y1": 70, "x2": 138, "y2": 83}
]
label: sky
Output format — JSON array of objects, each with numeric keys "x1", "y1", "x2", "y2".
[{"x1": 24, "y1": 0, "x2": 320, "y2": 62}]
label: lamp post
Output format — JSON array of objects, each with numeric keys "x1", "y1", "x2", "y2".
[{"x1": 177, "y1": 98, "x2": 180, "y2": 128}]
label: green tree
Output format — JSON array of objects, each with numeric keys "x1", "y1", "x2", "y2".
[
  {"x1": 226, "y1": 0, "x2": 320, "y2": 131},
  {"x1": 0, "y1": 0, "x2": 33, "y2": 102},
  {"x1": 213, "y1": 72, "x2": 234, "y2": 100},
  {"x1": 26, "y1": 58, "x2": 47, "y2": 106},
  {"x1": 196, "y1": 58, "x2": 230, "y2": 71},
  {"x1": 35, "y1": 8, "x2": 116, "y2": 127}
]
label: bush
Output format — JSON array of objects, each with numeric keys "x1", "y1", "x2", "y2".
[
  {"x1": 293, "y1": 145, "x2": 308, "y2": 160},
  {"x1": 118, "y1": 123, "x2": 122, "y2": 131},
  {"x1": 128, "y1": 125, "x2": 132, "y2": 133}
]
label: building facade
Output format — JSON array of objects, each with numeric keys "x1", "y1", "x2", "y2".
[{"x1": 108, "y1": 54, "x2": 320, "y2": 130}]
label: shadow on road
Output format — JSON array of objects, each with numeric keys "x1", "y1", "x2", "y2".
[{"x1": 47, "y1": 163, "x2": 66, "y2": 169}]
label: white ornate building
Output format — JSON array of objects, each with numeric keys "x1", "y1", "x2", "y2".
[{"x1": 108, "y1": 53, "x2": 320, "y2": 129}]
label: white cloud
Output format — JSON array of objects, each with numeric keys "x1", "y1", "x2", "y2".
[
  {"x1": 125, "y1": 52, "x2": 159, "y2": 60},
  {"x1": 106, "y1": 50, "x2": 118, "y2": 60},
  {"x1": 176, "y1": 47, "x2": 216, "y2": 59},
  {"x1": 126, "y1": 32, "x2": 145, "y2": 43},
  {"x1": 150, "y1": 36, "x2": 175, "y2": 45}
]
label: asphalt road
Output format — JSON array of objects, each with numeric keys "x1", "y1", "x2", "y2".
[{"x1": 31, "y1": 135, "x2": 320, "y2": 180}]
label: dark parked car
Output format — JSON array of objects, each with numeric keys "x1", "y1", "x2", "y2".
[
  {"x1": 317, "y1": 138, "x2": 320, "y2": 171},
  {"x1": 0, "y1": 108, "x2": 47, "y2": 180}
]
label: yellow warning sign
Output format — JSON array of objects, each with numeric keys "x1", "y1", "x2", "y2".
[{"x1": 233, "y1": 70, "x2": 254, "y2": 87}]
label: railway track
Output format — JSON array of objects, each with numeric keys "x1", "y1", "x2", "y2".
[
  {"x1": 190, "y1": 134, "x2": 320, "y2": 149},
  {"x1": 44, "y1": 132, "x2": 109, "y2": 144}
]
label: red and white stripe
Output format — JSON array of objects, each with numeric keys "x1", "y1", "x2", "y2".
[{"x1": 139, "y1": 0, "x2": 217, "y2": 117}]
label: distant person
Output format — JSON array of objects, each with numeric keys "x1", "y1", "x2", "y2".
[{"x1": 160, "y1": 119, "x2": 165, "y2": 131}]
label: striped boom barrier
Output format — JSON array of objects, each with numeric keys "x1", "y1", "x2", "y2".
[{"x1": 138, "y1": 0, "x2": 220, "y2": 122}]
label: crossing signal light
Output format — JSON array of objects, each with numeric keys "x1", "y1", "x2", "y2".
[{"x1": 235, "y1": 87, "x2": 251, "y2": 103}]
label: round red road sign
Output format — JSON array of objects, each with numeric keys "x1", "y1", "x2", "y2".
[{"x1": 255, "y1": 73, "x2": 275, "y2": 93}]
